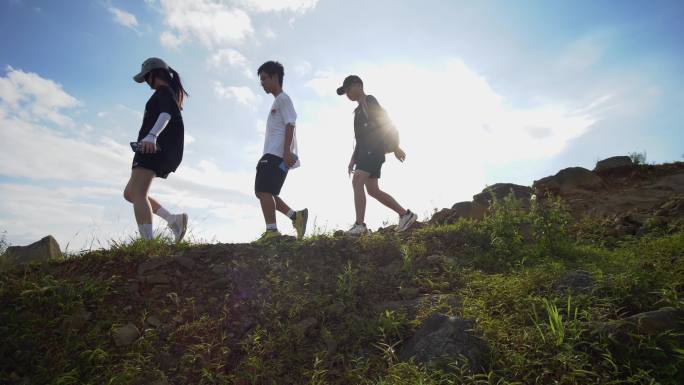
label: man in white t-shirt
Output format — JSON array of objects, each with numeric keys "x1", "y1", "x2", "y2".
[{"x1": 254, "y1": 61, "x2": 308, "y2": 240}]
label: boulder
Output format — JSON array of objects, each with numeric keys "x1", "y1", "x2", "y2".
[
  {"x1": 555, "y1": 270, "x2": 594, "y2": 294},
  {"x1": 594, "y1": 156, "x2": 634, "y2": 173},
  {"x1": 4, "y1": 235, "x2": 62, "y2": 266},
  {"x1": 534, "y1": 167, "x2": 604, "y2": 196},
  {"x1": 473, "y1": 183, "x2": 533, "y2": 205},
  {"x1": 399, "y1": 313, "x2": 490, "y2": 372},
  {"x1": 429, "y1": 201, "x2": 487, "y2": 224},
  {"x1": 595, "y1": 307, "x2": 684, "y2": 345}
]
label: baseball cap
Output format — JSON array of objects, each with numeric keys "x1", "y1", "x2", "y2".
[
  {"x1": 336, "y1": 75, "x2": 363, "y2": 95},
  {"x1": 133, "y1": 57, "x2": 169, "y2": 83}
]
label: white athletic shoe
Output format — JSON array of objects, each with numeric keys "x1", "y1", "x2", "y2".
[
  {"x1": 397, "y1": 210, "x2": 418, "y2": 232},
  {"x1": 168, "y1": 213, "x2": 188, "y2": 242},
  {"x1": 345, "y1": 223, "x2": 370, "y2": 236}
]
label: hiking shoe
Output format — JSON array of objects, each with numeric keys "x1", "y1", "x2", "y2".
[
  {"x1": 293, "y1": 208, "x2": 308, "y2": 240},
  {"x1": 168, "y1": 213, "x2": 188, "y2": 242},
  {"x1": 257, "y1": 229, "x2": 281, "y2": 242},
  {"x1": 397, "y1": 210, "x2": 417, "y2": 232},
  {"x1": 345, "y1": 223, "x2": 370, "y2": 236}
]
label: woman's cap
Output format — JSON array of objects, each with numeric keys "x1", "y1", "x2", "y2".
[
  {"x1": 133, "y1": 57, "x2": 169, "y2": 83},
  {"x1": 336, "y1": 75, "x2": 363, "y2": 95}
]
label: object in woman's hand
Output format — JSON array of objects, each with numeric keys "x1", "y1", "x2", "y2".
[{"x1": 130, "y1": 141, "x2": 161, "y2": 153}]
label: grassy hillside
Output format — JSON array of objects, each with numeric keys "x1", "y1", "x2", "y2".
[{"x1": 1, "y1": 194, "x2": 683, "y2": 384}]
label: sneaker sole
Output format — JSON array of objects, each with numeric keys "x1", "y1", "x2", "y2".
[
  {"x1": 397, "y1": 213, "x2": 418, "y2": 232},
  {"x1": 176, "y1": 213, "x2": 188, "y2": 242}
]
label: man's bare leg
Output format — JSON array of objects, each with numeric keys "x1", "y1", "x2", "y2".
[
  {"x1": 352, "y1": 170, "x2": 370, "y2": 224},
  {"x1": 365, "y1": 178, "x2": 406, "y2": 216}
]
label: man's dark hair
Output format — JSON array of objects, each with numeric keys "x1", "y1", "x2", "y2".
[{"x1": 257, "y1": 61, "x2": 284, "y2": 86}]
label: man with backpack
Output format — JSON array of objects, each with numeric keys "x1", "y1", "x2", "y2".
[{"x1": 337, "y1": 75, "x2": 418, "y2": 235}]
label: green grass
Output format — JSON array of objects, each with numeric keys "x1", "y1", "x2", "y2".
[{"x1": 1, "y1": 196, "x2": 683, "y2": 384}]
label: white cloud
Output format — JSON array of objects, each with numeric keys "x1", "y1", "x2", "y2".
[
  {"x1": 158, "y1": 0, "x2": 253, "y2": 48},
  {"x1": 207, "y1": 48, "x2": 254, "y2": 79},
  {"x1": 238, "y1": 0, "x2": 318, "y2": 13},
  {"x1": 214, "y1": 82, "x2": 259, "y2": 106},
  {"x1": 293, "y1": 61, "x2": 312, "y2": 77},
  {"x1": 160, "y1": 30, "x2": 184, "y2": 49},
  {"x1": 107, "y1": 6, "x2": 139, "y2": 30},
  {"x1": 0, "y1": 66, "x2": 81, "y2": 127},
  {"x1": 263, "y1": 27, "x2": 277, "y2": 39},
  {"x1": 557, "y1": 30, "x2": 612, "y2": 73}
]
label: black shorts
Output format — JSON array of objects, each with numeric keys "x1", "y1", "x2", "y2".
[
  {"x1": 255, "y1": 154, "x2": 288, "y2": 196},
  {"x1": 355, "y1": 149, "x2": 385, "y2": 179},
  {"x1": 132, "y1": 152, "x2": 181, "y2": 179}
]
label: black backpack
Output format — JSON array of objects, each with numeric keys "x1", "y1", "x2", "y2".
[{"x1": 363, "y1": 97, "x2": 399, "y2": 153}]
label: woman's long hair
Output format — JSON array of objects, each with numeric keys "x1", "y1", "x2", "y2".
[{"x1": 148, "y1": 67, "x2": 189, "y2": 108}]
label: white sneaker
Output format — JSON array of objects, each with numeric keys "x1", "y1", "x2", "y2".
[
  {"x1": 345, "y1": 223, "x2": 370, "y2": 236},
  {"x1": 168, "y1": 213, "x2": 188, "y2": 242},
  {"x1": 397, "y1": 210, "x2": 417, "y2": 232}
]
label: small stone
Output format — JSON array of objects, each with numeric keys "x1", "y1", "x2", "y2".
[
  {"x1": 172, "y1": 256, "x2": 195, "y2": 270},
  {"x1": 292, "y1": 317, "x2": 318, "y2": 335},
  {"x1": 145, "y1": 273, "x2": 172, "y2": 285},
  {"x1": 379, "y1": 259, "x2": 403, "y2": 275},
  {"x1": 323, "y1": 302, "x2": 345, "y2": 316},
  {"x1": 123, "y1": 305, "x2": 133, "y2": 312},
  {"x1": 63, "y1": 308, "x2": 92, "y2": 331},
  {"x1": 172, "y1": 315, "x2": 184, "y2": 324},
  {"x1": 138, "y1": 258, "x2": 172, "y2": 275},
  {"x1": 112, "y1": 323, "x2": 140, "y2": 346},
  {"x1": 426, "y1": 255, "x2": 447, "y2": 265},
  {"x1": 208, "y1": 277, "x2": 232, "y2": 289},
  {"x1": 146, "y1": 315, "x2": 162, "y2": 328},
  {"x1": 210, "y1": 264, "x2": 230, "y2": 275},
  {"x1": 399, "y1": 287, "x2": 421, "y2": 299}
]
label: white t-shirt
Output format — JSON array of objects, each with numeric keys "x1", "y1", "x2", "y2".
[{"x1": 263, "y1": 92, "x2": 300, "y2": 168}]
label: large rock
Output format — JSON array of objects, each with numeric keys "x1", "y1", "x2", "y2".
[
  {"x1": 555, "y1": 270, "x2": 594, "y2": 294},
  {"x1": 473, "y1": 183, "x2": 533, "y2": 205},
  {"x1": 430, "y1": 201, "x2": 487, "y2": 224},
  {"x1": 594, "y1": 156, "x2": 634, "y2": 172},
  {"x1": 534, "y1": 167, "x2": 604, "y2": 196},
  {"x1": 4, "y1": 235, "x2": 62, "y2": 266},
  {"x1": 596, "y1": 307, "x2": 684, "y2": 339},
  {"x1": 399, "y1": 313, "x2": 490, "y2": 372}
]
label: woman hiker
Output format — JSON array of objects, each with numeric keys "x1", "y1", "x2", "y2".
[{"x1": 123, "y1": 57, "x2": 188, "y2": 242}]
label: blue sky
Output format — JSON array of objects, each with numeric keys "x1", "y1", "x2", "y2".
[{"x1": 1, "y1": 0, "x2": 683, "y2": 250}]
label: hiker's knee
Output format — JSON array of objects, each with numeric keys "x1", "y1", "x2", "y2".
[
  {"x1": 367, "y1": 186, "x2": 382, "y2": 198},
  {"x1": 123, "y1": 187, "x2": 133, "y2": 203},
  {"x1": 256, "y1": 191, "x2": 271, "y2": 200}
]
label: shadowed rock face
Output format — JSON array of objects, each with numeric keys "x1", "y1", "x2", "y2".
[
  {"x1": 594, "y1": 156, "x2": 634, "y2": 173},
  {"x1": 533, "y1": 167, "x2": 604, "y2": 196},
  {"x1": 430, "y1": 201, "x2": 487, "y2": 225},
  {"x1": 399, "y1": 313, "x2": 490, "y2": 372},
  {"x1": 429, "y1": 161, "x2": 684, "y2": 227},
  {"x1": 4, "y1": 235, "x2": 61, "y2": 266},
  {"x1": 473, "y1": 183, "x2": 533, "y2": 205}
]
